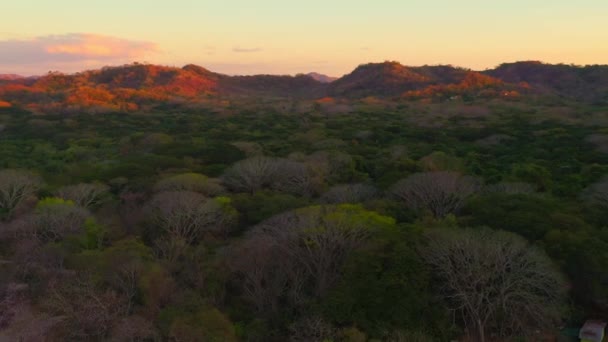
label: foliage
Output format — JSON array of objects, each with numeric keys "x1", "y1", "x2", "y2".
[{"x1": 0, "y1": 91, "x2": 607, "y2": 340}]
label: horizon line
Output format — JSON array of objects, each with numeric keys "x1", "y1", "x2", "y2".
[{"x1": 3, "y1": 59, "x2": 608, "y2": 78}]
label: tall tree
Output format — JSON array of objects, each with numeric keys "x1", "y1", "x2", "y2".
[
  {"x1": 0, "y1": 169, "x2": 42, "y2": 220},
  {"x1": 420, "y1": 228, "x2": 566, "y2": 342},
  {"x1": 391, "y1": 171, "x2": 480, "y2": 218},
  {"x1": 55, "y1": 182, "x2": 109, "y2": 209}
]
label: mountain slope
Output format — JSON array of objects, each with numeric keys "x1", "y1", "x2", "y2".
[
  {"x1": 328, "y1": 61, "x2": 431, "y2": 97},
  {"x1": 0, "y1": 64, "x2": 327, "y2": 112},
  {"x1": 327, "y1": 61, "x2": 524, "y2": 99},
  {"x1": 484, "y1": 61, "x2": 608, "y2": 102}
]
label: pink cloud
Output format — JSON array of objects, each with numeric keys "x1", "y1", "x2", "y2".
[
  {"x1": 0, "y1": 33, "x2": 158, "y2": 65},
  {"x1": 233, "y1": 46, "x2": 263, "y2": 53}
]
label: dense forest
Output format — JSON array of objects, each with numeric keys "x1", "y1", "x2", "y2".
[{"x1": 1, "y1": 62, "x2": 608, "y2": 341}]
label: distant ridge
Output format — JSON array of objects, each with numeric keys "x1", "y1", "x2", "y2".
[
  {"x1": 0, "y1": 60, "x2": 607, "y2": 112},
  {"x1": 305, "y1": 72, "x2": 338, "y2": 83},
  {"x1": 0, "y1": 74, "x2": 24, "y2": 80}
]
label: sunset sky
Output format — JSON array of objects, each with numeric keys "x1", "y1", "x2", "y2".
[{"x1": 1, "y1": 0, "x2": 607, "y2": 76}]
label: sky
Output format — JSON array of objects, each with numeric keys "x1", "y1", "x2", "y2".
[{"x1": 1, "y1": 0, "x2": 607, "y2": 76}]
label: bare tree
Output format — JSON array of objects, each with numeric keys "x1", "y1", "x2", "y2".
[
  {"x1": 251, "y1": 206, "x2": 384, "y2": 298},
  {"x1": 420, "y1": 228, "x2": 566, "y2": 342},
  {"x1": 118, "y1": 191, "x2": 146, "y2": 233},
  {"x1": 196, "y1": 198, "x2": 238, "y2": 238},
  {"x1": 305, "y1": 150, "x2": 353, "y2": 182},
  {"x1": 388, "y1": 330, "x2": 436, "y2": 342},
  {"x1": 222, "y1": 156, "x2": 280, "y2": 193},
  {"x1": 31, "y1": 198, "x2": 90, "y2": 242},
  {"x1": 110, "y1": 315, "x2": 159, "y2": 342},
  {"x1": 321, "y1": 183, "x2": 378, "y2": 204},
  {"x1": 227, "y1": 235, "x2": 291, "y2": 314},
  {"x1": 55, "y1": 182, "x2": 110, "y2": 209},
  {"x1": 0, "y1": 169, "x2": 42, "y2": 220},
  {"x1": 391, "y1": 171, "x2": 480, "y2": 217},
  {"x1": 0, "y1": 283, "x2": 28, "y2": 330},
  {"x1": 108, "y1": 260, "x2": 143, "y2": 315},
  {"x1": 289, "y1": 316, "x2": 337, "y2": 342},
  {"x1": 147, "y1": 191, "x2": 207, "y2": 244},
  {"x1": 582, "y1": 177, "x2": 608, "y2": 210},
  {"x1": 44, "y1": 274, "x2": 127, "y2": 341},
  {"x1": 272, "y1": 160, "x2": 314, "y2": 196},
  {"x1": 146, "y1": 191, "x2": 236, "y2": 262},
  {"x1": 228, "y1": 206, "x2": 392, "y2": 315}
]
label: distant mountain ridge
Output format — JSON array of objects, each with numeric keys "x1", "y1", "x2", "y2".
[
  {"x1": 305, "y1": 72, "x2": 338, "y2": 83},
  {"x1": 0, "y1": 74, "x2": 24, "y2": 80},
  {"x1": 1, "y1": 60, "x2": 607, "y2": 112}
]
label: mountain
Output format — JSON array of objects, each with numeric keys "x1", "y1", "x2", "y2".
[
  {"x1": 484, "y1": 61, "x2": 608, "y2": 102},
  {"x1": 0, "y1": 63, "x2": 326, "y2": 112},
  {"x1": 328, "y1": 61, "x2": 431, "y2": 97},
  {"x1": 402, "y1": 69, "x2": 523, "y2": 100},
  {"x1": 327, "y1": 61, "x2": 521, "y2": 99},
  {"x1": 1, "y1": 60, "x2": 607, "y2": 113},
  {"x1": 305, "y1": 72, "x2": 338, "y2": 83}
]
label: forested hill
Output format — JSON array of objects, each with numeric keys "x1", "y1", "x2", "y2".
[{"x1": 0, "y1": 61, "x2": 607, "y2": 113}]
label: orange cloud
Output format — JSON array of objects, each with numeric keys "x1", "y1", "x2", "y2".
[
  {"x1": 44, "y1": 33, "x2": 157, "y2": 58},
  {"x1": 0, "y1": 33, "x2": 158, "y2": 65}
]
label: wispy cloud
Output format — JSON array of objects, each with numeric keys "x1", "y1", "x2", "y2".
[
  {"x1": 232, "y1": 46, "x2": 263, "y2": 53},
  {"x1": 203, "y1": 45, "x2": 216, "y2": 55},
  {"x1": 0, "y1": 33, "x2": 158, "y2": 65}
]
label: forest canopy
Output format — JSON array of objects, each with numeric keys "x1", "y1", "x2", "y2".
[{"x1": 1, "y1": 86, "x2": 608, "y2": 341}]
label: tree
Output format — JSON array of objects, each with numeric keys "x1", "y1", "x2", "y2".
[
  {"x1": 30, "y1": 198, "x2": 90, "y2": 242},
  {"x1": 229, "y1": 205, "x2": 396, "y2": 314},
  {"x1": 419, "y1": 151, "x2": 464, "y2": 172},
  {"x1": 511, "y1": 163, "x2": 553, "y2": 192},
  {"x1": 146, "y1": 191, "x2": 237, "y2": 262},
  {"x1": 222, "y1": 156, "x2": 280, "y2": 193},
  {"x1": 582, "y1": 176, "x2": 608, "y2": 210},
  {"x1": 463, "y1": 193, "x2": 567, "y2": 241},
  {"x1": 255, "y1": 205, "x2": 394, "y2": 297},
  {"x1": 168, "y1": 308, "x2": 237, "y2": 342},
  {"x1": 44, "y1": 274, "x2": 127, "y2": 340},
  {"x1": 391, "y1": 172, "x2": 480, "y2": 218},
  {"x1": 231, "y1": 141, "x2": 264, "y2": 157},
  {"x1": 0, "y1": 169, "x2": 42, "y2": 220},
  {"x1": 110, "y1": 315, "x2": 159, "y2": 342},
  {"x1": 320, "y1": 183, "x2": 377, "y2": 204},
  {"x1": 227, "y1": 234, "x2": 296, "y2": 314},
  {"x1": 484, "y1": 182, "x2": 536, "y2": 194},
  {"x1": 304, "y1": 150, "x2": 355, "y2": 184},
  {"x1": 322, "y1": 229, "x2": 448, "y2": 338},
  {"x1": 55, "y1": 182, "x2": 110, "y2": 209},
  {"x1": 289, "y1": 316, "x2": 336, "y2": 342},
  {"x1": 420, "y1": 228, "x2": 566, "y2": 342},
  {"x1": 271, "y1": 160, "x2": 313, "y2": 196},
  {"x1": 154, "y1": 173, "x2": 224, "y2": 196}
]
